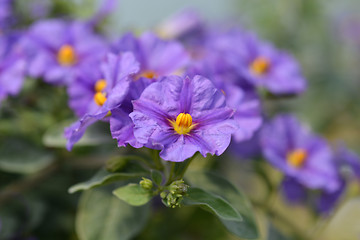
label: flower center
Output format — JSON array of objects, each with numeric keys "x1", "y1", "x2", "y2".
[
  {"x1": 94, "y1": 79, "x2": 107, "y2": 92},
  {"x1": 170, "y1": 113, "x2": 196, "y2": 135},
  {"x1": 94, "y1": 92, "x2": 107, "y2": 106},
  {"x1": 57, "y1": 44, "x2": 77, "y2": 66},
  {"x1": 93, "y1": 79, "x2": 107, "y2": 106},
  {"x1": 287, "y1": 149, "x2": 307, "y2": 168},
  {"x1": 250, "y1": 57, "x2": 270, "y2": 75},
  {"x1": 138, "y1": 70, "x2": 158, "y2": 80}
]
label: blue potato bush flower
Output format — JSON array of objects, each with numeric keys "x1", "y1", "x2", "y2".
[{"x1": 1, "y1": 1, "x2": 360, "y2": 240}]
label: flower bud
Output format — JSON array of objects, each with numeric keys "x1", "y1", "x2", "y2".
[{"x1": 140, "y1": 178, "x2": 153, "y2": 190}]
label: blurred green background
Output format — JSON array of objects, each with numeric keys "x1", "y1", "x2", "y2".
[{"x1": 1, "y1": 0, "x2": 360, "y2": 239}]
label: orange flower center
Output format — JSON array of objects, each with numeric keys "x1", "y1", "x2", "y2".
[
  {"x1": 94, "y1": 79, "x2": 107, "y2": 92},
  {"x1": 93, "y1": 79, "x2": 108, "y2": 106},
  {"x1": 170, "y1": 113, "x2": 196, "y2": 135},
  {"x1": 250, "y1": 57, "x2": 270, "y2": 75},
  {"x1": 57, "y1": 44, "x2": 77, "y2": 66},
  {"x1": 287, "y1": 149, "x2": 307, "y2": 168},
  {"x1": 94, "y1": 92, "x2": 107, "y2": 106},
  {"x1": 137, "y1": 70, "x2": 158, "y2": 80}
]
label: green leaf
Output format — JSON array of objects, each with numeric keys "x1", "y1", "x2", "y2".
[
  {"x1": 76, "y1": 187, "x2": 149, "y2": 240},
  {"x1": 42, "y1": 120, "x2": 112, "y2": 148},
  {"x1": 185, "y1": 171, "x2": 259, "y2": 239},
  {"x1": 113, "y1": 184, "x2": 153, "y2": 206},
  {"x1": 69, "y1": 168, "x2": 147, "y2": 194},
  {"x1": 151, "y1": 169, "x2": 163, "y2": 185},
  {"x1": 0, "y1": 139, "x2": 54, "y2": 174},
  {"x1": 267, "y1": 222, "x2": 292, "y2": 240},
  {"x1": 183, "y1": 187, "x2": 242, "y2": 221}
]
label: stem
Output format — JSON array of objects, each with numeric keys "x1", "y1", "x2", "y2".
[
  {"x1": 165, "y1": 153, "x2": 197, "y2": 185},
  {"x1": 150, "y1": 149, "x2": 164, "y2": 171},
  {"x1": 166, "y1": 162, "x2": 176, "y2": 185},
  {"x1": 176, "y1": 154, "x2": 196, "y2": 179}
]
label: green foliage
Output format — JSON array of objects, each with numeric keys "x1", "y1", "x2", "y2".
[
  {"x1": 186, "y1": 171, "x2": 259, "y2": 239},
  {"x1": 76, "y1": 187, "x2": 150, "y2": 240},
  {"x1": 113, "y1": 184, "x2": 153, "y2": 206},
  {"x1": 0, "y1": 139, "x2": 54, "y2": 174},
  {"x1": 183, "y1": 187, "x2": 243, "y2": 221},
  {"x1": 69, "y1": 168, "x2": 147, "y2": 194},
  {"x1": 267, "y1": 222, "x2": 292, "y2": 240},
  {"x1": 151, "y1": 169, "x2": 163, "y2": 186},
  {"x1": 43, "y1": 120, "x2": 113, "y2": 148}
]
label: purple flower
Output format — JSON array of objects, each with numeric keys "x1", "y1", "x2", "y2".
[
  {"x1": 23, "y1": 19, "x2": 108, "y2": 85},
  {"x1": 156, "y1": 9, "x2": 205, "y2": 44},
  {"x1": 113, "y1": 32, "x2": 189, "y2": 80},
  {"x1": 130, "y1": 75, "x2": 239, "y2": 162},
  {"x1": 109, "y1": 32, "x2": 190, "y2": 148},
  {"x1": 0, "y1": 34, "x2": 26, "y2": 105},
  {"x1": 281, "y1": 177, "x2": 307, "y2": 204},
  {"x1": 230, "y1": 130, "x2": 262, "y2": 159},
  {"x1": 0, "y1": 0, "x2": 13, "y2": 31},
  {"x1": 317, "y1": 179, "x2": 346, "y2": 214},
  {"x1": 186, "y1": 37, "x2": 263, "y2": 142},
  {"x1": 260, "y1": 115, "x2": 339, "y2": 191},
  {"x1": 336, "y1": 144, "x2": 360, "y2": 179},
  {"x1": 233, "y1": 31, "x2": 307, "y2": 95},
  {"x1": 189, "y1": 28, "x2": 306, "y2": 95},
  {"x1": 109, "y1": 78, "x2": 151, "y2": 148},
  {"x1": 281, "y1": 176, "x2": 345, "y2": 214},
  {"x1": 65, "y1": 52, "x2": 140, "y2": 150}
]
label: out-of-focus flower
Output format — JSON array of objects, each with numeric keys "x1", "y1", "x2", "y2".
[
  {"x1": 24, "y1": 0, "x2": 53, "y2": 19},
  {"x1": 65, "y1": 52, "x2": 139, "y2": 150},
  {"x1": 0, "y1": 34, "x2": 26, "y2": 105},
  {"x1": 156, "y1": 9, "x2": 205, "y2": 44},
  {"x1": 230, "y1": 130, "x2": 262, "y2": 159},
  {"x1": 130, "y1": 75, "x2": 238, "y2": 162},
  {"x1": 281, "y1": 175, "x2": 345, "y2": 214},
  {"x1": 23, "y1": 19, "x2": 108, "y2": 85},
  {"x1": 88, "y1": 0, "x2": 117, "y2": 27},
  {"x1": 281, "y1": 177, "x2": 307, "y2": 204},
  {"x1": 211, "y1": 30, "x2": 307, "y2": 95},
  {"x1": 260, "y1": 115, "x2": 339, "y2": 191},
  {"x1": 0, "y1": 0, "x2": 13, "y2": 32},
  {"x1": 317, "y1": 179, "x2": 346, "y2": 214},
  {"x1": 336, "y1": 144, "x2": 360, "y2": 179},
  {"x1": 187, "y1": 27, "x2": 306, "y2": 95},
  {"x1": 113, "y1": 32, "x2": 190, "y2": 81}
]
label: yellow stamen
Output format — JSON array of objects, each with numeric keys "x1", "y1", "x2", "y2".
[
  {"x1": 287, "y1": 149, "x2": 307, "y2": 168},
  {"x1": 169, "y1": 113, "x2": 196, "y2": 135},
  {"x1": 250, "y1": 57, "x2": 270, "y2": 75},
  {"x1": 57, "y1": 44, "x2": 77, "y2": 66},
  {"x1": 94, "y1": 92, "x2": 107, "y2": 106},
  {"x1": 139, "y1": 70, "x2": 158, "y2": 79},
  {"x1": 95, "y1": 79, "x2": 107, "y2": 92}
]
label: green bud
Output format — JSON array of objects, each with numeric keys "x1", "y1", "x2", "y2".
[
  {"x1": 160, "y1": 191, "x2": 168, "y2": 199},
  {"x1": 139, "y1": 178, "x2": 153, "y2": 190},
  {"x1": 160, "y1": 179, "x2": 189, "y2": 208},
  {"x1": 169, "y1": 179, "x2": 188, "y2": 195}
]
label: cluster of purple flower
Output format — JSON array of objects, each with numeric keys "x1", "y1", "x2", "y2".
[{"x1": 0, "y1": 3, "x2": 359, "y2": 214}]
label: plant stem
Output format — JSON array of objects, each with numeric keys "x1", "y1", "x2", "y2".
[
  {"x1": 165, "y1": 153, "x2": 197, "y2": 185},
  {"x1": 150, "y1": 149, "x2": 164, "y2": 171},
  {"x1": 166, "y1": 162, "x2": 176, "y2": 185}
]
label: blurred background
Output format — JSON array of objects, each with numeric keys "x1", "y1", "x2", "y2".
[{"x1": 1, "y1": 0, "x2": 360, "y2": 239}]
